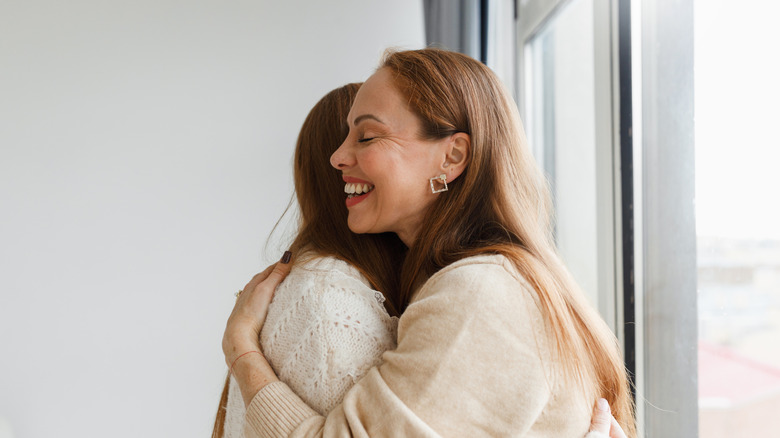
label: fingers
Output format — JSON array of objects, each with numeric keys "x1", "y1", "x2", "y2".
[
  {"x1": 243, "y1": 251, "x2": 292, "y2": 287},
  {"x1": 589, "y1": 398, "x2": 612, "y2": 435},
  {"x1": 222, "y1": 251, "x2": 294, "y2": 361},
  {"x1": 588, "y1": 398, "x2": 627, "y2": 438},
  {"x1": 609, "y1": 416, "x2": 627, "y2": 438},
  {"x1": 229, "y1": 253, "x2": 291, "y2": 318},
  {"x1": 242, "y1": 252, "x2": 292, "y2": 298},
  {"x1": 242, "y1": 263, "x2": 277, "y2": 293},
  {"x1": 236, "y1": 251, "x2": 293, "y2": 310},
  {"x1": 265, "y1": 251, "x2": 293, "y2": 284}
]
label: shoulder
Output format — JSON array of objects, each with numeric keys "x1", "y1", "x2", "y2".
[
  {"x1": 399, "y1": 254, "x2": 547, "y2": 346},
  {"x1": 273, "y1": 253, "x2": 390, "y2": 315},
  {"x1": 292, "y1": 254, "x2": 371, "y2": 286},
  {"x1": 277, "y1": 254, "x2": 373, "y2": 298},
  {"x1": 402, "y1": 254, "x2": 548, "y2": 349},
  {"x1": 413, "y1": 254, "x2": 535, "y2": 307},
  {"x1": 262, "y1": 254, "x2": 397, "y2": 365}
]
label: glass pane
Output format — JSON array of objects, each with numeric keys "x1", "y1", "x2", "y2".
[
  {"x1": 524, "y1": 0, "x2": 599, "y2": 307},
  {"x1": 696, "y1": 1, "x2": 780, "y2": 436}
]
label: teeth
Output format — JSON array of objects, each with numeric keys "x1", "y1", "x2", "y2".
[{"x1": 343, "y1": 182, "x2": 374, "y2": 196}]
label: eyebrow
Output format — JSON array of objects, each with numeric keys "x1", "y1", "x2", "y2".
[{"x1": 351, "y1": 114, "x2": 385, "y2": 127}]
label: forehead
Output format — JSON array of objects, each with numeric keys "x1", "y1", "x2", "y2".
[{"x1": 348, "y1": 68, "x2": 406, "y2": 122}]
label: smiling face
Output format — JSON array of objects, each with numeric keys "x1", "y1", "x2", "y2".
[{"x1": 329, "y1": 68, "x2": 450, "y2": 246}]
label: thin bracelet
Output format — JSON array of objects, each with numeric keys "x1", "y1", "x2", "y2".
[{"x1": 229, "y1": 350, "x2": 261, "y2": 374}]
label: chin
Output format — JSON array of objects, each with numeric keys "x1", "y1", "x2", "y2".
[
  {"x1": 347, "y1": 215, "x2": 383, "y2": 236},
  {"x1": 347, "y1": 217, "x2": 368, "y2": 235}
]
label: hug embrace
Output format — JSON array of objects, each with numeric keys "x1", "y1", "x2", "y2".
[{"x1": 215, "y1": 48, "x2": 635, "y2": 438}]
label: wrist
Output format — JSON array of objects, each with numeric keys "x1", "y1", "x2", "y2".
[
  {"x1": 222, "y1": 323, "x2": 261, "y2": 360},
  {"x1": 229, "y1": 349, "x2": 279, "y2": 406},
  {"x1": 230, "y1": 350, "x2": 262, "y2": 374},
  {"x1": 224, "y1": 341, "x2": 261, "y2": 368}
]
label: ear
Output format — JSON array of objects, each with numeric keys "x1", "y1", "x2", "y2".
[{"x1": 439, "y1": 132, "x2": 471, "y2": 182}]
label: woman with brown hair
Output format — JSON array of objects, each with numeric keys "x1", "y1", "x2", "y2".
[
  {"x1": 213, "y1": 84, "x2": 407, "y2": 437},
  {"x1": 221, "y1": 49, "x2": 633, "y2": 436}
]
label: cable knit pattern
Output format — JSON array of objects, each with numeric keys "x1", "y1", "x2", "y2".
[{"x1": 224, "y1": 255, "x2": 398, "y2": 437}]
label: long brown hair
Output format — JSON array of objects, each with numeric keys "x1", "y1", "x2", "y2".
[
  {"x1": 211, "y1": 84, "x2": 406, "y2": 437},
  {"x1": 383, "y1": 48, "x2": 637, "y2": 436}
]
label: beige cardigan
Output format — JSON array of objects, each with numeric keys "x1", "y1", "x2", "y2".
[{"x1": 245, "y1": 255, "x2": 594, "y2": 437}]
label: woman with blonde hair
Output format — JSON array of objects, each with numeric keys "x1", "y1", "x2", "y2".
[{"x1": 222, "y1": 49, "x2": 633, "y2": 436}]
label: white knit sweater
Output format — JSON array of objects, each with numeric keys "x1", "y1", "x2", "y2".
[{"x1": 224, "y1": 255, "x2": 398, "y2": 438}]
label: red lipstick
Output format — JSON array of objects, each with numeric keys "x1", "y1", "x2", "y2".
[
  {"x1": 343, "y1": 176, "x2": 372, "y2": 184},
  {"x1": 345, "y1": 192, "x2": 371, "y2": 207}
]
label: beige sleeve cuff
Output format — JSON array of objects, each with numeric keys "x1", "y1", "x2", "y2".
[{"x1": 245, "y1": 381, "x2": 321, "y2": 438}]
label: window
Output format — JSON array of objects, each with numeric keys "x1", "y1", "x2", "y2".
[
  {"x1": 519, "y1": 0, "x2": 699, "y2": 435},
  {"x1": 695, "y1": 1, "x2": 780, "y2": 436},
  {"x1": 519, "y1": 0, "x2": 620, "y2": 333}
]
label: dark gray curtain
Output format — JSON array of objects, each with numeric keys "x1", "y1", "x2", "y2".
[{"x1": 423, "y1": 0, "x2": 481, "y2": 60}]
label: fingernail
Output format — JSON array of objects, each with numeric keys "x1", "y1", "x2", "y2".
[
  {"x1": 280, "y1": 251, "x2": 292, "y2": 264},
  {"x1": 597, "y1": 398, "x2": 610, "y2": 412}
]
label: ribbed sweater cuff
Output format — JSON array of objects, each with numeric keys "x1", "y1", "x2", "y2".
[{"x1": 245, "y1": 381, "x2": 319, "y2": 438}]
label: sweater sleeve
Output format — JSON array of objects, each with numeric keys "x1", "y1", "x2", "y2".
[{"x1": 246, "y1": 257, "x2": 584, "y2": 437}]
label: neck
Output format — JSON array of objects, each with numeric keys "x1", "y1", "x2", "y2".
[
  {"x1": 396, "y1": 207, "x2": 429, "y2": 247},
  {"x1": 395, "y1": 223, "x2": 420, "y2": 248}
]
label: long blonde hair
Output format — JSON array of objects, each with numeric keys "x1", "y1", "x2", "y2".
[
  {"x1": 211, "y1": 84, "x2": 406, "y2": 437},
  {"x1": 384, "y1": 48, "x2": 636, "y2": 436}
]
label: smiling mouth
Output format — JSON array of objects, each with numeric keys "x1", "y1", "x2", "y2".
[{"x1": 344, "y1": 182, "x2": 375, "y2": 199}]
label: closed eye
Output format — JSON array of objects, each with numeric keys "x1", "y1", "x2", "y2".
[{"x1": 357, "y1": 137, "x2": 375, "y2": 143}]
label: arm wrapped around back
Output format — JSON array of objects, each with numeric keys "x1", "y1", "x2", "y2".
[{"x1": 245, "y1": 254, "x2": 595, "y2": 437}]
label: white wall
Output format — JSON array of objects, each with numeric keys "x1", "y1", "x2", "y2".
[{"x1": 0, "y1": 1, "x2": 424, "y2": 436}]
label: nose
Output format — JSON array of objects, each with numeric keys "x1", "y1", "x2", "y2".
[{"x1": 330, "y1": 138, "x2": 353, "y2": 170}]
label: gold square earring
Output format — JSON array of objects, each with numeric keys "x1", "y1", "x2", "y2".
[{"x1": 429, "y1": 174, "x2": 448, "y2": 193}]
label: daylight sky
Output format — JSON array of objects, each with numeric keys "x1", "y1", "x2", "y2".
[{"x1": 694, "y1": 0, "x2": 780, "y2": 240}]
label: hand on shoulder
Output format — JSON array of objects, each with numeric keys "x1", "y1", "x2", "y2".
[{"x1": 586, "y1": 398, "x2": 627, "y2": 438}]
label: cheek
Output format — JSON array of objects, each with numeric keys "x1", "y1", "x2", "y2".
[{"x1": 356, "y1": 148, "x2": 391, "y2": 183}]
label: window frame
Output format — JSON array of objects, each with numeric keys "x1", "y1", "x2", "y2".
[
  {"x1": 632, "y1": 0, "x2": 698, "y2": 435},
  {"x1": 516, "y1": 0, "x2": 623, "y2": 340}
]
